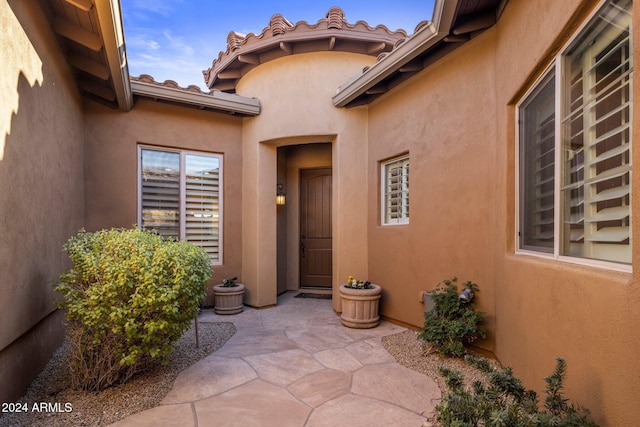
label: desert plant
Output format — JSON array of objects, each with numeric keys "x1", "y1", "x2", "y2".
[
  {"x1": 346, "y1": 275, "x2": 373, "y2": 289},
  {"x1": 435, "y1": 356, "x2": 598, "y2": 426},
  {"x1": 222, "y1": 276, "x2": 239, "y2": 287},
  {"x1": 419, "y1": 277, "x2": 486, "y2": 357},
  {"x1": 55, "y1": 228, "x2": 211, "y2": 391}
]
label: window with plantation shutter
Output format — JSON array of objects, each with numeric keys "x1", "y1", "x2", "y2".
[
  {"x1": 139, "y1": 147, "x2": 223, "y2": 265},
  {"x1": 140, "y1": 150, "x2": 180, "y2": 239},
  {"x1": 382, "y1": 155, "x2": 409, "y2": 225},
  {"x1": 184, "y1": 154, "x2": 221, "y2": 262},
  {"x1": 519, "y1": 72, "x2": 556, "y2": 252},
  {"x1": 517, "y1": 0, "x2": 632, "y2": 268}
]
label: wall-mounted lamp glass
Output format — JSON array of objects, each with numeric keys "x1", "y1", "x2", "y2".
[{"x1": 276, "y1": 183, "x2": 286, "y2": 205}]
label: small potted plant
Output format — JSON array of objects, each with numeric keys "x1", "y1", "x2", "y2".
[
  {"x1": 213, "y1": 277, "x2": 245, "y2": 315},
  {"x1": 339, "y1": 275, "x2": 382, "y2": 329}
]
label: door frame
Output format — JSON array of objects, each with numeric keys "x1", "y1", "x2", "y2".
[{"x1": 299, "y1": 167, "x2": 333, "y2": 289}]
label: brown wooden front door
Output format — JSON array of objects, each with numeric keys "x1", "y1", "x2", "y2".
[{"x1": 300, "y1": 168, "x2": 332, "y2": 288}]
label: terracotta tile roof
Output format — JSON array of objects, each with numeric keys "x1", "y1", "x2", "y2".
[
  {"x1": 203, "y1": 6, "x2": 412, "y2": 92},
  {"x1": 129, "y1": 74, "x2": 261, "y2": 116},
  {"x1": 131, "y1": 74, "x2": 212, "y2": 95}
]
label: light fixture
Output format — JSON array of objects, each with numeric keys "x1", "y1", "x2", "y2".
[{"x1": 276, "y1": 183, "x2": 286, "y2": 205}]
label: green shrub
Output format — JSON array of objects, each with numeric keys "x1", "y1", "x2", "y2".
[
  {"x1": 419, "y1": 278, "x2": 486, "y2": 357},
  {"x1": 435, "y1": 356, "x2": 599, "y2": 426},
  {"x1": 55, "y1": 228, "x2": 211, "y2": 391}
]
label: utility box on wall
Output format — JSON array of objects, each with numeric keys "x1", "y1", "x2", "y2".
[{"x1": 421, "y1": 291, "x2": 435, "y2": 313}]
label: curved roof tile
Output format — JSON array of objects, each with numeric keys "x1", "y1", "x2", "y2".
[
  {"x1": 203, "y1": 6, "x2": 410, "y2": 92},
  {"x1": 130, "y1": 74, "x2": 261, "y2": 116},
  {"x1": 132, "y1": 74, "x2": 211, "y2": 94}
]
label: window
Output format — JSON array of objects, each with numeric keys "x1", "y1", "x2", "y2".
[
  {"x1": 139, "y1": 147, "x2": 223, "y2": 265},
  {"x1": 518, "y1": 0, "x2": 632, "y2": 267},
  {"x1": 382, "y1": 155, "x2": 409, "y2": 225}
]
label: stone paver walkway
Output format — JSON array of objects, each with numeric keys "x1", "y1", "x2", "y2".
[{"x1": 109, "y1": 292, "x2": 441, "y2": 427}]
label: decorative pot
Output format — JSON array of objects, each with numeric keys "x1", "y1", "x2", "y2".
[
  {"x1": 213, "y1": 283, "x2": 245, "y2": 315},
  {"x1": 339, "y1": 283, "x2": 382, "y2": 328}
]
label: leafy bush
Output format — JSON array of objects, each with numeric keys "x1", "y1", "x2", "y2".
[
  {"x1": 55, "y1": 228, "x2": 211, "y2": 391},
  {"x1": 419, "y1": 278, "x2": 486, "y2": 357},
  {"x1": 435, "y1": 356, "x2": 599, "y2": 426}
]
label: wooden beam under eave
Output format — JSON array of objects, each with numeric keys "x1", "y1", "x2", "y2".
[
  {"x1": 399, "y1": 63, "x2": 423, "y2": 73},
  {"x1": 279, "y1": 42, "x2": 293, "y2": 54},
  {"x1": 452, "y1": 11, "x2": 496, "y2": 36},
  {"x1": 365, "y1": 85, "x2": 387, "y2": 95},
  {"x1": 212, "y1": 80, "x2": 238, "y2": 92},
  {"x1": 79, "y1": 80, "x2": 115, "y2": 101},
  {"x1": 367, "y1": 41, "x2": 387, "y2": 55},
  {"x1": 217, "y1": 69, "x2": 242, "y2": 79},
  {"x1": 64, "y1": 0, "x2": 92, "y2": 12},
  {"x1": 52, "y1": 17, "x2": 102, "y2": 51},
  {"x1": 444, "y1": 34, "x2": 470, "y2": 43},
  {"x1": 68, "y1": 54, "x2": 109, "y2": 80},
  {"x1": 238, "y1": 54, "x2": 260, "y2": 65}
]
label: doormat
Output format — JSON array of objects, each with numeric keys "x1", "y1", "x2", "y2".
[{"x1": 294, "y1": 293, "x2": 332, "y2": 299}]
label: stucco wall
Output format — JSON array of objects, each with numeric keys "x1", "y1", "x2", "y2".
[
  {"x1": 367, "y1": 0, "x2": 640, "y2": 424},
  {"x1": 493, "y1": 0, "x2": 640, "y2": 424},
  {"x1": 0, "y1": 0, "x2": 84, "y2": 402},
  {"x1": 368, "y1": 33, "x2": 498, "y2": 338},
  {"x1": 84, "y1": 99, "x2": 244, "y2": 306},
  {"x1": 236, "y1": 52, "x2": 372, "y2": 310}
]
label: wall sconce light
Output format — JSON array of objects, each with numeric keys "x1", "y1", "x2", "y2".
[{"x1": 276, "y1": 183, "x2": 286, "y2": 205}]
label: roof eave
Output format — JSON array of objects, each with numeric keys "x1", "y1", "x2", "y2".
[
  {"x1": 95, "y1": 0, "x2": 133, "y2": 111},
  {"x1": 131, "y1": 81, "x2": 261, "y2": 116},
  {"x1": 332, "y1": 0, "x2": 461, "y2": 108}
]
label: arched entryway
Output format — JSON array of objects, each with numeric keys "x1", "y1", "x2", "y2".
[{"x1": 276, "y1": 143, "x2": 332, "y2": 294}]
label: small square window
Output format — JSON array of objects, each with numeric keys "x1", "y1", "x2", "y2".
[{"x1": 382, "y1": 155, "x2": 409, "y2": 225}]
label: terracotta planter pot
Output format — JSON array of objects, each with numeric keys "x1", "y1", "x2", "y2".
[
  {"x1": 339, "y1": 283, "x2": 382, "y2": 328},
  {"x1": 213, "y1": 283, "x2": 245, "y2": 315}
]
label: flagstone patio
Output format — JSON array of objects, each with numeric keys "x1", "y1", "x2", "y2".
[{"x1": 109, "y1": 292, "x2": 441, "y2": 427}]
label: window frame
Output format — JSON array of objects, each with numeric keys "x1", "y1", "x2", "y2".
[
  {"x1": 515, "y1": 0, "x2": 632, "y2": 273},
  {"x1": 137, "y1": 145, "x2": 224, "y2": 266},
  {"x1": 381, "y1": 154, "x2": 410, "y2": 226}
]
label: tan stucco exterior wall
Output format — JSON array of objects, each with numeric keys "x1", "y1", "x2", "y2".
[
  {"x1": 4, "y1": 0, "x2": 638, "y2": 423},
  {"x1": 368, "y1": 34, "x2": 498, "y2": 338},
  {"x1": 236, "y1": 52, "x2": 372, "y2": 311},
  {"x1": 493, "y1": 1, "x2": 640, "y2": 424},
  {"x1": 368, "y1": 0, "x2": 640, "y2": 424},
  {"x1": 84, "y1": 99, "x2": 244, "y2": 306},
  {"x1": 0, "y1": 0, "x2": 84, "y2": 402}
]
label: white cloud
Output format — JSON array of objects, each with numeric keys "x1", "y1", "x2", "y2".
[
  {"x1": 162, "y1": 30, "x2": 195, "y2": 56},
  {"x1": 126, "y1": 33, "x2": 160, "y2": 51},
  {"x1": 128, "y1": 0, "x2": 184, "y2": 17}
]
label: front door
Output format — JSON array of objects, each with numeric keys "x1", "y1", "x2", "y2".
[{"x1": 300, "y1": 168, "x2": 332, "y2": 288}]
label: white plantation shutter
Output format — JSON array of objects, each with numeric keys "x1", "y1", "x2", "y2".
[
  {"x1": 561, "y1": 0, "x2": 632, "y2": 263},
  {"x1": 141, "y1": 150, "x2": 180, "y2": 239},
  {"x1": 519, "y1": 72, "x2": 556, "y2": 251},
  {"x1": 383, "y1": 156, "x2": 409, "y2": 225},
  {"x1": 184, "y1": 154, "x2": 221, "y2": 263},
  {"x1": 139, "y1": 148, "x2": 223, "y2": 265},
  {"x1": 518, "y1": 0, "x2": 632, "y2": 267}
]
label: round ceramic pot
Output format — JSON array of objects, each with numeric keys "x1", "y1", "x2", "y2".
[
  {"x1": 213, "y1": 283, "x2": 245, "y2": 315},
  {"x1": 339, "y1": 283, "x2": 382, "y2": 328}
]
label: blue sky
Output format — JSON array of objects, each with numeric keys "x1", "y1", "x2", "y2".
[{"x1": 121, "y1": 0, "x2": 435, "y2": 90}]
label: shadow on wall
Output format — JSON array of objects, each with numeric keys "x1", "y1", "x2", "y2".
[{"x1": 1, "y1": 0, "x2": 44, "y2": 161}]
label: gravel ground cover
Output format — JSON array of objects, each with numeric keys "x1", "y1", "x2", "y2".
[
  {"x1": 1, "y1": 322, "x2": 496, "y2": 427},
  {"x1": 382, "y1": 329, "x2": 501, "y2": 393},
  {"x1": 0, "y1": 322, "x2": 236, "y2": 427}
]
